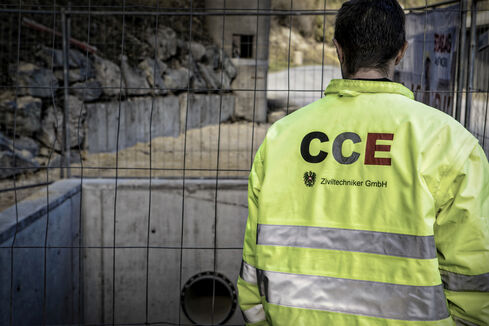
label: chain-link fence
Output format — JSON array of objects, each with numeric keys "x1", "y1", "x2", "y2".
[{"x1": 0, "y1": 1, "x2": 488, "y2": 325}]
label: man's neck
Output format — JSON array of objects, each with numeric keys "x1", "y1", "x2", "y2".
[{"x1": 343, "y1": 67, "x2": 393, "y2": 80}]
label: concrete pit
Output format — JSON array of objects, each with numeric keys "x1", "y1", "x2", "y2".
[{"x1": 0, "y1": 178, "x2": 248, "y2": 325}]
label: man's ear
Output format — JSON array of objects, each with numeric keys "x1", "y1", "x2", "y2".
[
  {"x1": 333, "y1": 38, "x2": 344, "y2": 64},
  {"x1": 395, "y1": 41, "x2": 409, "y2": 65}
]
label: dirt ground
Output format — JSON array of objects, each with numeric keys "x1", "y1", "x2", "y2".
[{"x1": 0, "y1": 121, "x2": 270, "y2": 212}]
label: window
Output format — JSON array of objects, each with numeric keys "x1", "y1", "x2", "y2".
[{"x1": 232, "y1": 34, "x2": 254, "y2": 59}]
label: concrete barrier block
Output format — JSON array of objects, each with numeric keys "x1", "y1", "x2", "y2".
[
  {"x1": 179, "y1": 93, "x2": 235, "y2": 132},
  {"x1": 114, "y1": 189, "x2": 149, "y2": 247},
  {"x1": 46, "y1": 200, "x2": 72, "y2": 247},
  {"x1": 113, "y1": 248, "x2": 147, "y2": 323},
  {"x1": 46, "y1": 246, "x2": 75, "y2": 324},
  {"x1": 82, "y1": 247, "x2": 104, "y2": 324},
  {"x1": 0, "y1": 241, "x2": 11, "y2": 326},
  {"x1": 182, "y1": 190, "x2": 216, "y2": 248},
  {"x1": 216, "y1": 201, "x2": 247, "y2": 248},
  {"x1": 147, "y1": 248, "x2": 181, "y2": 323},
  {"x1": 11, "y1": 246, "x2": 44, "y2": 325},
  {"x1": 149, "y1": 190, "x2": 183, "y2": 247},
  {"x1": 86, "y1": 96, "x2": 180, "y2": 153}
]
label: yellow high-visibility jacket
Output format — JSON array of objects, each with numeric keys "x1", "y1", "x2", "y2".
[{"x1": 237, "y1": 79, "x2": 489, "y2": 326}]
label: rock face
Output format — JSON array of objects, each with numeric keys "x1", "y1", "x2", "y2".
[
  {"x1": 179, "y1": 94, "x2": 235, "y2": 131},
  {"x1": 190, "y1": 42, "x2": 206, "y2": 62},
  {"x1": 0, "y1": 132, "x2": 39, "y2": 157},
  {"x1": 198, "y1": 63, "x2": 234, "y2": 90},
  {"x1": 204, "y1": 46, "x2": 220, "y2": 70},
  {"x1": 71, "y1": 80, "x2": 103, "y2": 102},
  {"x1": 38, "y1": 96, "x2": 86, "y2": 151},
  {"x1": 0, "y1": 132, "x2": 40, "y2": 178},
  {"x1": 267, "y1": 110, "x2": 286, "y2": 124},
  {"x1": 0, "y1": 25, "x2": 248, "y2": 179},
  {"x1": 0, "y1": 95, "x2": 42, "y2": 136},
  {"x1": 201, "y1": 46, "x2": 238, "y2": 81},
  {"x1": 38, "y1": 106, "x2": 61, "y2": 150},
  {"x1": 0, "y1": 150, "x2": 40, "y2": 178},
  {"x1": 47, "y1": 150, "x2": 81, "y2": 168},
  {"x1": 69, "y1": 48, "x2": 93, "y2": 71},
  {"x1": 36, "y1": 46, "x2": 65, "y2": 68},
  {"x1": 120, "y1": 55, "x2": 151, "y2": 96},
  {"x1": 54, "y1": 67, "x2": 95, "y2": 84},
  {"x1": 0, "y1": 133, "x2": 12, "y2": 153},
  {"x1": 223, "y1": 56, "x2": 237, "y2": 79},
  {"x1": 146, "y1": 26, "x2": 178, "y2": 61},
  {"x1": 192, "y1": 47, "x2": 237, "y2": 91},
  {"x1": 93, "y1": 55, "x2": 125, "y2": 96},
  {"x1": 36, "y1": 46, "x2": 92, "y2": 70},
  {"x1": 198, "y1": 63, "x2": 219, "y2": 90},
  {"x1": 138, "y1": 58, "x2": 167, "y2": 92},
  {"x1": 64, "y1": 95, "x2": 87, "y2": 149},
  {"x1": 178, "y1": 40, "x2": 207, "y2": 62},
  {"x1": 37, "y1": 46, "x2": 95, "y2": 85},
  {"x1": 9, "y1": 63, "x2": 59, "y2": 98},
  {"x1": 14, "y1": 137, "x2": 40, "y2": 158},
  {"x1": 51, "y1": 52, "x2": 95, "y2": 84},
  {"x1": 85, "y1": 96, "x2": 180, "y2": 153},
  {"x1": 164, "y1": 68, "x2": 190, "y2": 90},
  {"x1": 191, "y1": 69, "x2": 207, "y2": 91}
]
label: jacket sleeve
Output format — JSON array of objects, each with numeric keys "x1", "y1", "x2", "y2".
[
  {"x1": 434, "y1": 143, "x2": 489, "y2": 325},
  {"x1": 237, "y1": 144, "x2": 269, "y2": 326}
]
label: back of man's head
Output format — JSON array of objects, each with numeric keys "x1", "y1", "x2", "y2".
[{"x1": 334, "y1": 0, "x2": 406, "y2": 77}]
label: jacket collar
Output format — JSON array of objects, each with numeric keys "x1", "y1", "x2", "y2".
[{"x1": 324, "y1": 79, "x2": 414, "y2": 100}]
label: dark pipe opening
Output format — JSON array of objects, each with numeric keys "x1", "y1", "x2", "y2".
[{"x1": 181, "y1": 272, "x2": 237, "y2": 325}]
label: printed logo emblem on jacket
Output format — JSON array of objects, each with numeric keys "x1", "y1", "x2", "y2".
[{"x1": 303, "y1": 171, "x2": 316, "y2": 187}]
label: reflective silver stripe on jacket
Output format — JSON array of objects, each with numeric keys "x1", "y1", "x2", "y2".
[
  {"x1": 453, "y1": 316, "x2": 480, "y2": 326},
  {"x1": 441, "y1": 270, "x2": 489, "y2": 292},
  {"x1": 242, "y1": 304, "x2": 266, "y2": 324},
  {"x1": 240, "y1": 260, "x2": 258, "y2": 284},
  {"x1": 257, "y1": 269, "x2": 450, "y2": 321},
  {"x1": 257, "y1": 224, "x2": 436, "y2": 259}
]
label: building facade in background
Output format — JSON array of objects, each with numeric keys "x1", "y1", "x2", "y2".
[{"x1": 205, "y1": 0, "x2": 271, "y2": 123}]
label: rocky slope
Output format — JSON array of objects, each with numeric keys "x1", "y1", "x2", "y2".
[{"x1": 0, "y1": 23, "x2": 238, "y2": 180}]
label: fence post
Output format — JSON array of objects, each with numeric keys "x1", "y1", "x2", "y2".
[
  {"x1": 465, "y1": 0, "x2": 477, "y2": 129},
  {"x1": 61, "y1": 7, "x2": 71, "y2": 178},
  {"x1": 456, "y1": 0, "x2": 468, "y2": 122}
]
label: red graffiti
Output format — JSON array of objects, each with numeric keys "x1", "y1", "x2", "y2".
[{"x1": 434, "y1": 33, "x2": 452, "y2": 53}]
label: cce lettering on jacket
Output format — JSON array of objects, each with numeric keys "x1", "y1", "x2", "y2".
[{"x1": 300, "y1": 131, "x2": 394, "y2": 166}]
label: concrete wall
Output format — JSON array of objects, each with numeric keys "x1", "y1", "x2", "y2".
[
  {"x1": 179, "y1": 93, "x2": 235, "y2": 131},
  {"x1": 85, "y1": 96, "x2": 180, "y2": 153},
  {"x1": 231, "y1": 62, "x2": 269, "y2": 122},
  {"x1": 86, "y1": 94, "x2": 236, "y2": 153},
  {"x1": 0, "y1": 178, "x2": 248, "y2": 325},
  {"x1": 81, "y1": 179, "x2": 247, "y2": 325},
  {"x1": 0, "y1": 180, "x2": 82, "y2": 326}
]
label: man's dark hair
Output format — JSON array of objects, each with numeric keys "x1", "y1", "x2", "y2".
[{"x1": 334, "y1": 0, "x2": 406, "y2": 76}]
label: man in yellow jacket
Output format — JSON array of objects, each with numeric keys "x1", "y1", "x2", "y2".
[{"x1": 237, "y1": 0, "x2": 489, "y2": 325}]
